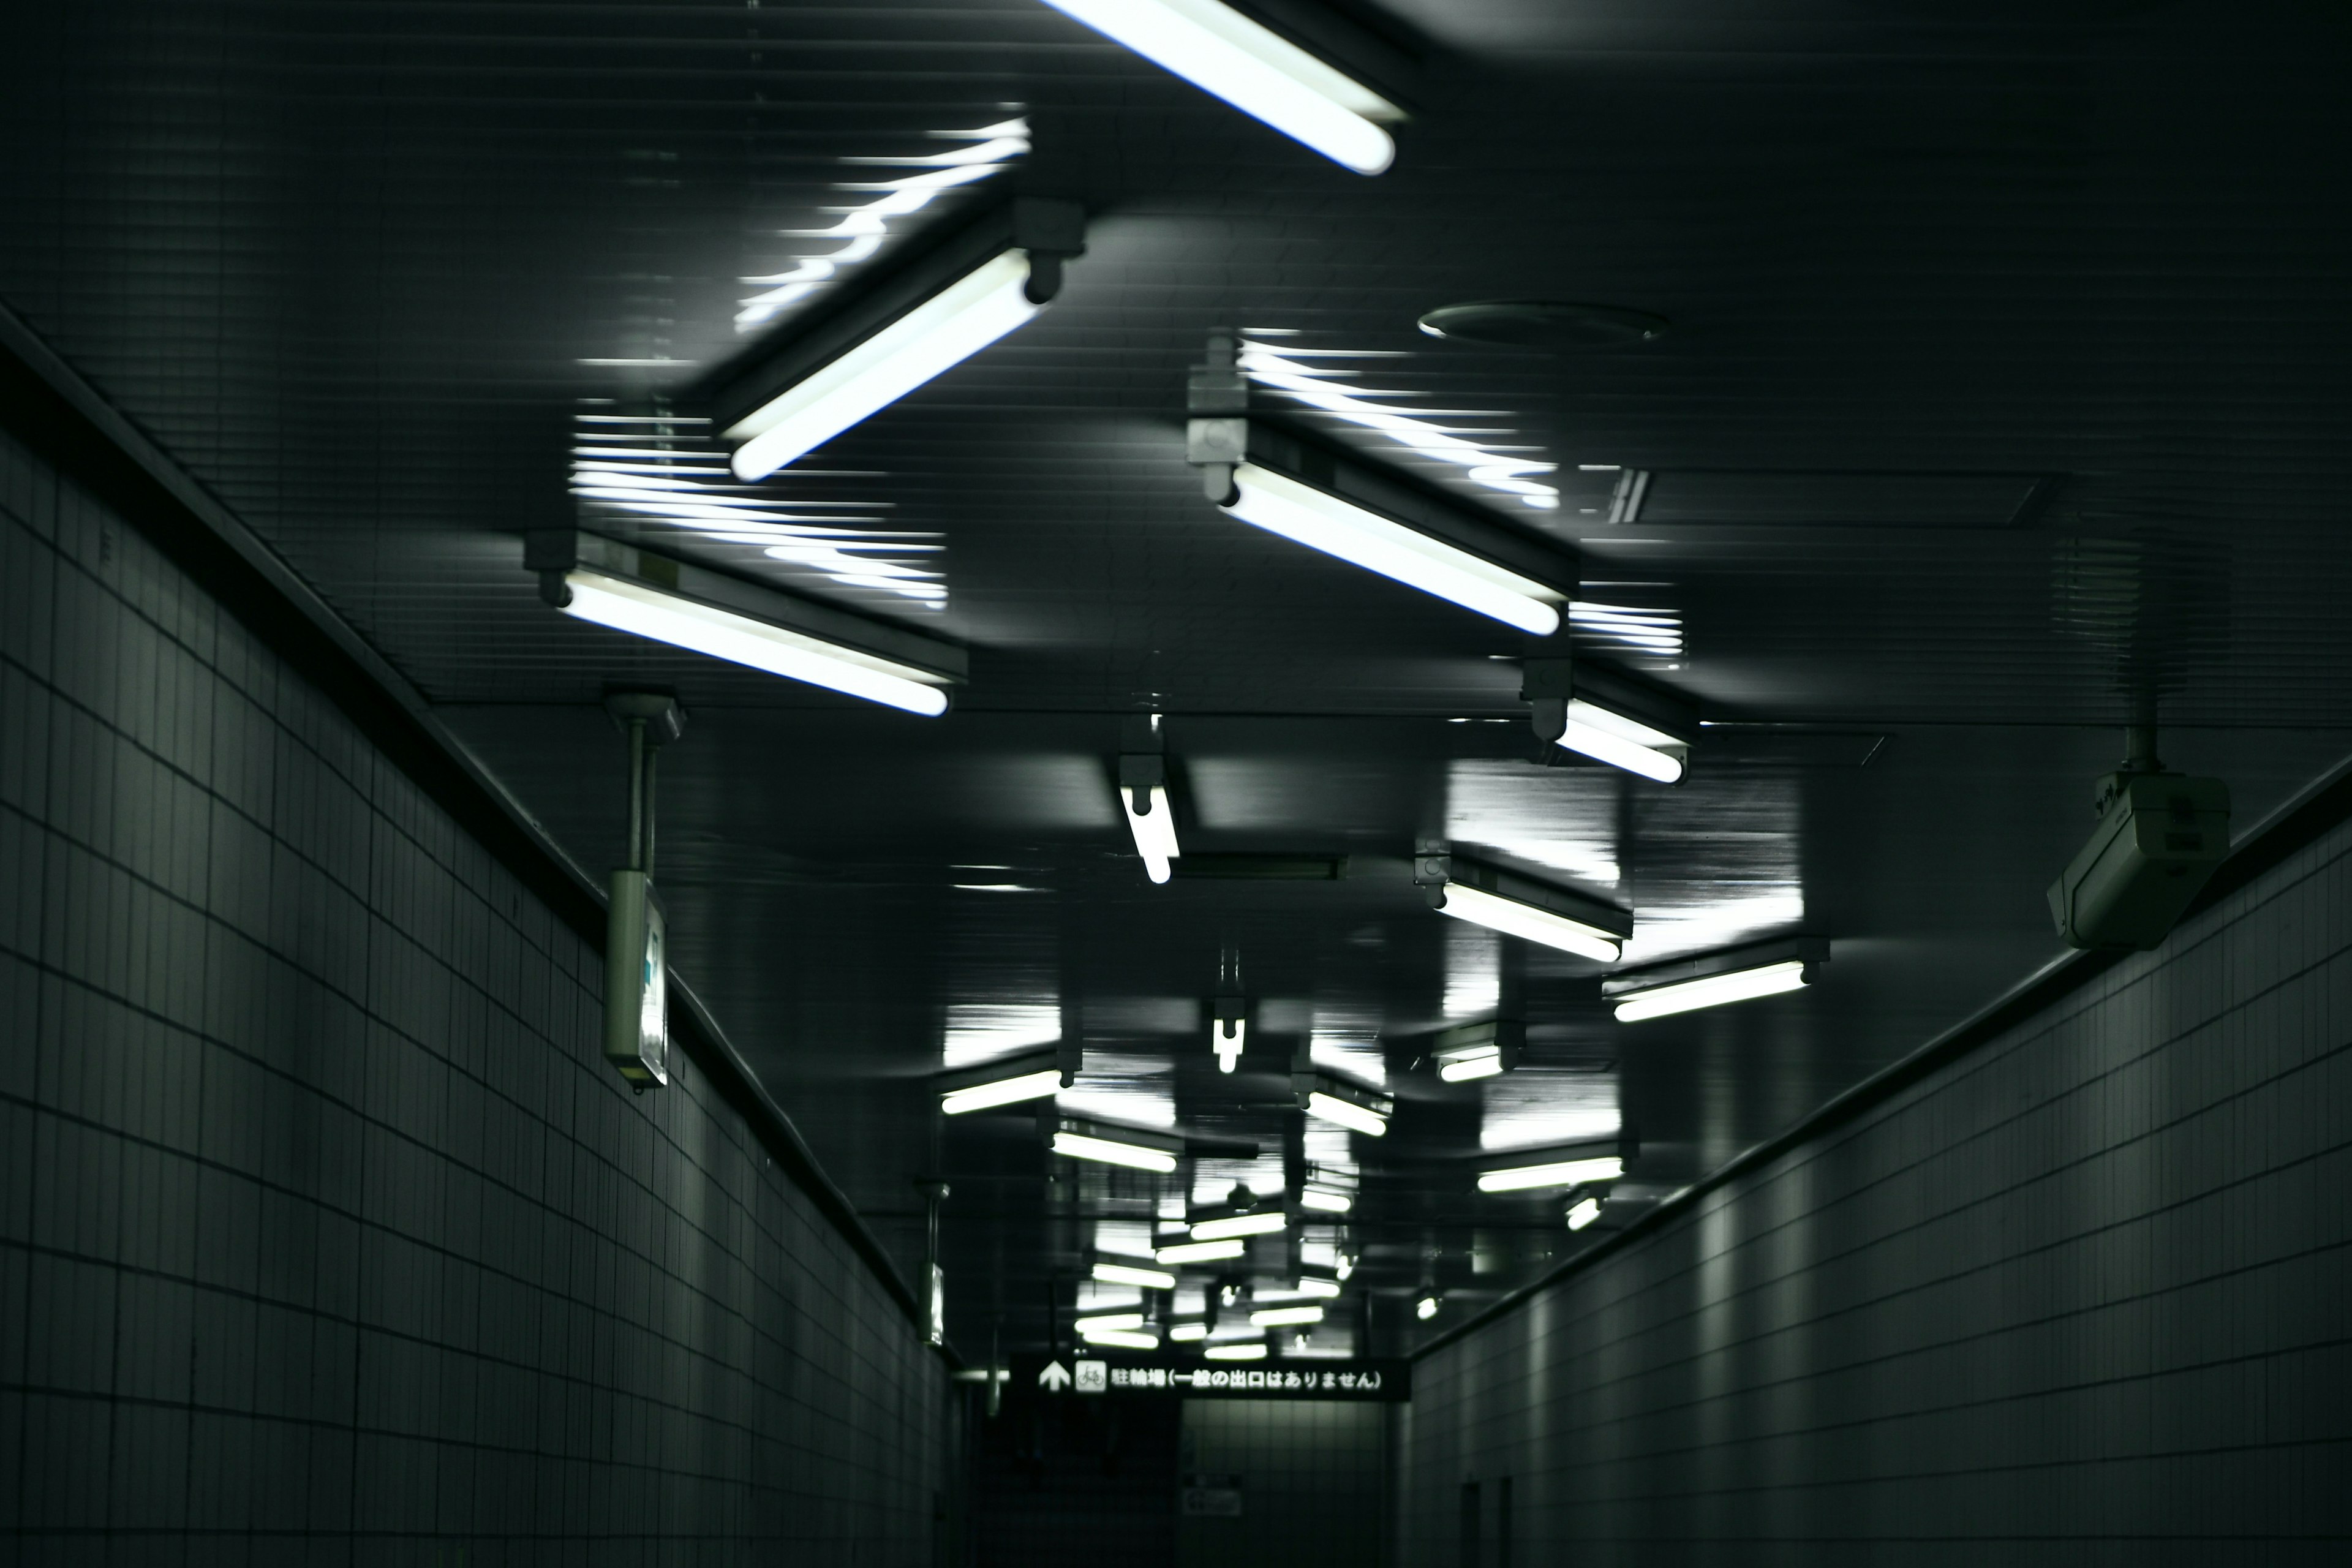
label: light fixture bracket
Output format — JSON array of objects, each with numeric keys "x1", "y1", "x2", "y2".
[
  {"x1": 1521, "y1": 657, "x2": 1698, "y2": 753},
  {"x1": 935, "y1": 1041, "x2": 1085, "y2": 1098},
  {"x1": 696, "y1": 196, "x2": 1087, "y2": 440},
  {"x1": 1432, "y1": 1017, "x2": 1523, "y2": 1074},
  {"x1": 526, "y1": 528, "x2": 968, "y2": 690}
]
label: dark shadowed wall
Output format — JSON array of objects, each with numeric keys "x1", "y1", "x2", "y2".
[
  {"x1": 0, "y1": 426, "x2": 949, "y2": 1560},
  {"x1": 1400, "y1": 799, "x2": 2352, "y2": 1565}
]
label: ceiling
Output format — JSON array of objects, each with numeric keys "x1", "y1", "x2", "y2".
[{"x1": 6, "y1": 0, "x2": 2350, "y2": 1357}]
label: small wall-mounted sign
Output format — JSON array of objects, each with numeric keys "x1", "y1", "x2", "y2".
[
  {"x1": 1181, "y1": 1474, "x2": 1243, "y2": 1517},
  {"x1": 1012, "y1": 1354, "x2": 1410, "y2": 1402}
]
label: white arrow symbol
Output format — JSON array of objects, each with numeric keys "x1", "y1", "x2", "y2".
[{"x1": 1037, "y1": 1360, "x2": 1072, "y2": 1392}]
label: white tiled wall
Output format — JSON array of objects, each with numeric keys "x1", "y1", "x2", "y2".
[
  {"x1": 1400, "y1": 785, "x2": 2352, "y2": 1564},
  {"x1": 0, "y1": 427, "x2": 947, "y2": 1561}
]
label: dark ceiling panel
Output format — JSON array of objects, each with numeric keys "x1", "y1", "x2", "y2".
[{"x1": 6, "y1": 0, "x2": 2350, "y2": 1355}]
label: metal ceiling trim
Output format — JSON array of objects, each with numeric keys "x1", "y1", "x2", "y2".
[
  {"x1": 1409, "y1": 736, "x2": 2352, "y2": 1364},
  {"x1": 0, "y1": 299, "x2": 947, "y2": 1357}
]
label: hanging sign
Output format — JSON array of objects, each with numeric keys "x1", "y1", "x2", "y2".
[{"x1": 1012, "y1": 1353, "x2": 1409, "y2": 1402}]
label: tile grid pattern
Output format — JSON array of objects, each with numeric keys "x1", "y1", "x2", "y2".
[
  {"x1": 0, "y1": 425, "x2": 945, "y2": 1561},
  {"x1": 1400, "y1": 802, "x2": 2352, "y2": 1564},
  {"x1": 1175, "y1": 1399, "x2": 1387, "y2": 1568}
]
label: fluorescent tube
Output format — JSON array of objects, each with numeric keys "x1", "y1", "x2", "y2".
[
  {"x1": 1432, "y1": 883, "x2": 1623, "y2": 964},
  {"x1": 1414, "y1": 1295, "x2": 1441, "y2": 1321},
  {"x1": 728, "y1": 249, "x2": 1042, "y2": 480},
  {"x1": 1039, "y1": 0, "x2": 1400, "y2": 175},
  {"x1": 1305, "y1": 1091, "x2": 1388, "y2": 1137},
  {"x1": 1082, "y1": 1327, "x2": 1160, "y2": 1350},
  {"x1": 1121, "y1": 782, "x2": 1180, "y2": 883},
  {"x1": 1155, "y1": 1237, "x2": 1247, "y2": 1265},
  {"x1": 1293, "y1": 1276, "x2": 1342, "y2": 1298},
  {"x1": 1074, "y1": 1312, "x2": 1145, "y2": 1333},
  {"x1": 1566, "y1": 1196, "x2": 1602, "y2": 1231},
  {"x1": 1612, "y1": 959, "x2": 1809, "y2": 1022},
  {"x1": 557, "y1": 572, "x2": 951, "y2": 715},
  {"x1": 1250, "y1": 1305, "x2": 1324, "y2": 1327},
  {"x1": 1298, "y1": 1186, "x2": 1352, "y2": 1213},
  {"x1": 1436, "y1": 1047, "x2": 1504, "y2": 1083},
  {"x1": 1093, "y1": 1261, "x2": 1177, "y2": 1290},
  {"x1": 941, "y1": 1068, "x2": 1065, "y2": 1115},
  {"x1": 1204, "y1": 1342, "x2": 1267, "y2": 1361},
  {"x1": 1052, "y1": 1131, "x2": 1180, "y2": 1174},
  {"x1": 1169, "y1": 1321, "x2": 1210, "y2": 1341},
  {"x1": 1226, "y1": 462, "x2": 1563, "y2": 635},
  {"x1": 1190, "y1": 1211, "x2": 1287, "y2": 1242},
  {"x1": 1478, "y1": 1156, "x2": 1624, "y2": 1193},
  {"x1": 1555, "y1": 698, "x2": 1687, "y2": 784}
]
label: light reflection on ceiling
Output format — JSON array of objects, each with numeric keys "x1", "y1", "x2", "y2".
[
  {"x1": 941, "y1": 1000, "x2": 1060, "y2": 1068},
  {"x1": 1480, "y1": 1066, "x2": 1621, "y2": 1152},
  {"x1": 1238, "y1": 334, "x2": 1560, "y2": 511},
  {"x1": 734, "y1": 118, "x2": 1031, "y2": 334}
]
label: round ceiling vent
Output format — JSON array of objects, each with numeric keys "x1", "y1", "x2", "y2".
[{"x1": 1415, "y1": 301, "x2": 1669, "y2": 350}]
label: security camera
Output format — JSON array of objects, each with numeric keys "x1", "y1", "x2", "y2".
[{"x1": 2047, "y1": 733, "x2": 2229, "y2": 951}]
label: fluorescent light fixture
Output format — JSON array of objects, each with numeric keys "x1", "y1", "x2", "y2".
[
  {"x1": 1121, "y1": 783, "x2": 1180, "y2": 883},
  {"x1": 1434, "y1": 884, "x2": 1621, "y2": 963},
  {"x1": 1433, "y1": 1019, "x2": 1523, "y2": 1083},
  {"x1": 1054, "y1": 1133, "x2": 1178, "y2": 1173},
  {"x1": 1306, "y1": 1091, "x2": 1387, "y2": 1137},
  {"x1": 1298, "y1": 1186, "x2": 1352, "y2": 1213},
  {"x1": 938, "y1": 1044, "x2": 1077, "y2": 1114},
  {"x1": 1168, "y1": 1321, "x2": 1210, "y2": 1341},
  {"x1": 1204, "y1": 1341, "x2": 1268, "y2": 1361},
  {"x1": 1226, "y1": 462, "x2": 1562, "y2": 635},
  {"x1": 1212, "y1": 1016, "x2": 1245, "y2": 1074},
  {"x1": 1415, "y1": 1295, "x2": 1441, "y2": 1322},
  {"x1": 1566, "y1": 1196, "x2": 1603, "y2": 1231},
  {"x1": 527, "y1": 529, "x2": 963, "y2": 716},
  {"x1": 1189, "y1": 1210, "x2": 1287, "y2": 1242},
  {"x1": 1250, "y1": 1305, "x2": 1324, "y2": 1327},
  {"x1": 1082, "y1": 1328, "x2": 1161, "y2": 1351},
  {"x1": 701, "y1": 198, "x2": 1084, "y2": 478},
  {"x1": 1093, "y1": 1261, "x2": 1177, "y2": 1291},
  {"x1": 1417, "y1": 853, "x2": 1632, "y2": 965},
  {"x1": 1293, "y1": 1276, "x2": 1343, "y2": 1299},
  {"x1": 1155, "y1": 1237, "x2": 1248, "y2": 1265},
  {"x1": 1038, "y1": 0, "x2": 1402, "y2": 175},
  {"x1": 1604, "y1": 938, "x2": 1828, "y2": 1024},
  {"x1": 940, "y1": 1068, "x2": 1062, "y2": 1113},
  {"x1": 1478, "y1": 1155, "x2": 1624, "y2": 1193},
  {"x1": 1523, "y1": 659, "x2": 1697, "y2": 785},
  {"x1": 1074, "y1": 1312, "x2": 1145, "y2": 1334},
  {"x1": 1615, "y1": 958, "x2": 1807, "y2": 1021},
  {"x1": 1557, "y1": 701, "x2": 1687, "y2": 783}
]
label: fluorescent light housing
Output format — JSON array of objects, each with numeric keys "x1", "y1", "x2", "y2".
[
  {"x1": 1045, "y1": 1114, "x2": 1185, "y2": 1174},
  {"x1": 701, "y1": 198, "x2": 1086, "y2": 480},
  {"x1": 1604, "y1": 938, "x2": 1830, "y2": 1023},
  {"x1": 1477, "y1": 1140, "x2": 1627, "y2": 1194},
  {"x1": 1204, "y1": 1341, "x2": 1268, "y2": 1361},
  {"x1": 1432, "y1": 1019, "x2": 1523, "y2": 1083},
  {"x1": 1155, "y1": 1237, "x2": 1248, "y2": 1265},
  {"x1": 1186, "y1": 420, "x2": 1575, "y2": 636},
  {"x1": 1294, "y1": 1072, "x2": 1392, "y2": 1137},
  {"x1": 937, "y1": 1042, "x2": 1081, "y2": 1115},
  {"x1": 1074, "y1": 1312, "x2": 1145, "y2": 1334},
  {"x1": 1189, "y1": 1210, "x2": 1287, "y2": 1242},
  {"x1": 1566, "y1": 1195, "x2": 1603, "y2": 1231},
  {"x1": 1039, "y1": 0, "x2": 1405, "y2": 175},
  {"x1": 1250, "y1": 1305, "x2": 1324, "y2": 1327},
  {"x1": 1212, "y1": 995, "x2": 1247, "y2": 1072},
  {"x1": 1293, "y1": 1268, "x2": 1343, "y2": 1298},
  {"x1": 1298, "y1": 1185, "x2": 1353, "y2": 1213},
  {"x1": 1082, "y1": 1328, "x2": 1161, "y2": 1351},
  {"x1": 1523, "y1": 659, "x2": 1698, "y2": 785},
  {"x1": 527, "y1": 530, "x2": 967, "y2": 715},
  {"x1": 1415, "y1": 850, "x2": 1632, "y2": 964},
  {"x1": 1168, "y1": 1321, "x2": 1211, "y2": 1341},
  {"x1": 1093, "y1": 1261, "x2": 1177, "y2": 1291},
  {"x1": 1120, "y1": 777, "x2": 1180, "y2": 882}
]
